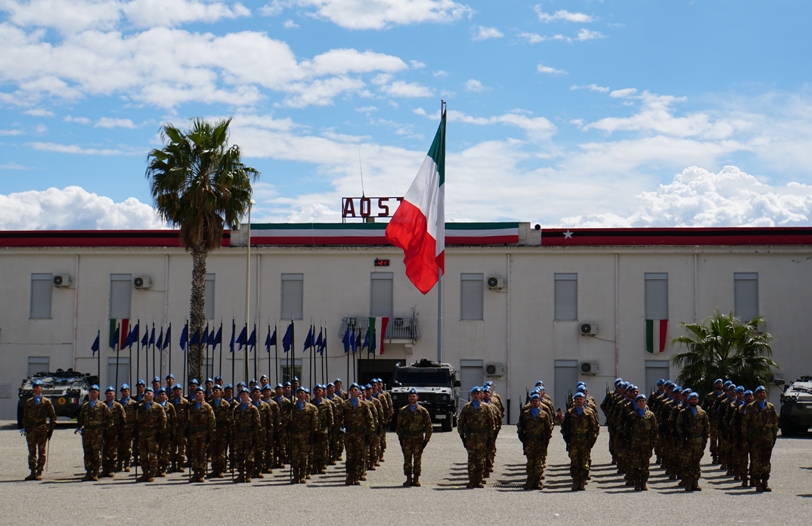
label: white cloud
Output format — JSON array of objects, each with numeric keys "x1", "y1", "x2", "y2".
[
  {"x1": 409, "y1": 60, "x2": 425, "y2": 69},
  {"x1": 433, "y1": 69, "x2": 449, "y2": 78},
  {"x1": 464, "y1": 79, "x2": 486, "y2": 92},
  {"x1": 27, "y1": 142, "x2": 138, "y2": 155},
  {"x1": 570, "y1": 84, "x2": 609, "y2": 93},
  {"x1": 610, "y1": 88, "x2": 637, "y2": 98},
  {"x1": 0, "y1": 186, "x2": 164, "y2": 229},
  {"x1": 23, "y1": 108, "x2": 54, "y2": 116},
  {"x1": 379, "y1": 81, "x2": 433, "y2": 98},
  {"x1": 283, "y1": 19, "x2": 298, "y2": 28},
  {"x1": 537, "y1": 64, "x2": 567, "y2": 75},
  {"x1": 95, "y1": 117, "x2": 137, "y2": 129},
  {"x1": 34, "y1": 123, "x2": 47, "y2": 133},
  {"x1": 64, "y1": 115, "x2": 92, "y2": 124},
  {"x1": 472, "y1": 26, "x2": 502, "y2": 41},
  {"x1": 0, "y1": 128, "x2": 23, "y2": 135},
  {"x1": 534, "y1": 7, "x2": 594, "y2": 23},
  {"x1": 355, "y1": 105, "x2": 377, "y2": 113},
  {"x1": 272, "y1": 0, "x2": 473, "y2": 30},
  {"x1": 0, "y1": 161, "x2": 28, "y2": 169},
  {"x1": 576, "y1": 28, "x2": 603, "y2": 41},
  {"x1": 560, "y1": 166, "x2": 812, "y2": 227},
  {"x1": 412, "y1": 107, "x2": 427, "y2": 116}
]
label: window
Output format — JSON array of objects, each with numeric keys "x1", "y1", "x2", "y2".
[
  {"x1": 27, "y1": 357, "x2": 50, "y2": 378},
  {"x1": 554, "y1": 273, "x2": 577, "y2": 321},
  {"x1": 107, "y1": 356, "x2": 130, "y2": 389},
  {"x1": 734, "y1": 273, "x2": 759, "y2": 321},
  {"x1": 30, "y1": 274, "x2": 53, "y2": 319},
  {"x1": 205, "y1": 274, "x2": 215, "y2": 320},
  {"x1": 644, "y1": 273, "x2": 668, "y2": 320},
  {"x1": 370, "y1": 272, "x2": 393, "y2": 318},
  {"x1": 281, "y1": 274, "x2": 303, "y2": 320},
  {"x1": 460, "y1": 273, "x2": 484, "y2": 320},
  {"x1": 110, "y1": 274, "x2": 132, "y2": 319},
  {"x1": 280, "y1": 359, "x2": 303, "y2": 383}
]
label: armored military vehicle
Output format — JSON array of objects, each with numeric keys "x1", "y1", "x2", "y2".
[
  {"x1": 17, "y1": 369, "x2": 99, "y2": 428},
  {"x1": 780, "y1": 376, "x2": 812, "y2": 436},
  {"x1": 390, "y1": 359, "x2": 461, "y2": 432}
]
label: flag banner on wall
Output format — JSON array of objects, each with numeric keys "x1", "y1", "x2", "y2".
[
  {"x1": 645, "y1": 319, "x2": 668, "y2": 353},
  {"x1": 368, "y1": 317, "x2": 389, "y2": 355},
  {"x1": 109, "y1": 318, "x2": 129, "y2": 348}
]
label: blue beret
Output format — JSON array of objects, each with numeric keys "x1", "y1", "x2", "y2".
[
  {"x1": 283, "y1": 382, "x2": 291, "y2": 387},
  {"x1": 327, "y1": 383, "x2": 335, "y2": 388},
  {"x1": 728, "y1": 384, "x2": 737, "y2": 390},
  {"x1": 744, "y1": 390, "x2": 753, "y2": 396},
  {"x1": 152, "y1": 376, "x2": 161, "y2": 383},
  {"x1": 237, "y1": 382, "x2": 246, "y2": 387},
  {"x1": 89, "y1": 384, "x2": 100, "y2": 391},
  {"x1": 32, "y1": 379, "x2": 43, "y2": 387},
  {"x1": 577, "y1": 381, "x2": 586, "y2": 387},
  {"x1": 576, "y1": 386, "x2": 586, "y2": 393},
  {"x1": 470, "y1": 386, "x2": 480, "y2": 393},
  {"x1": 136, "y1": 379, "x2": 145, "y2": 386},
  {"x1": 723, "y1": 380, "x2": 732, "y2": 387},
  {"x1": 614, "y1": 378, "x2": 623, "y2": 386},
  {"x1": 250, "y1": 378, "x2": 256, "y2": 383},
  {"x1": 296, "y1": 387, "x2": 306, "y2": 393},
  {"x1": 213, "y1": 385, "x2": 222, "y2": 391},
  {"x1": 736, "y1": 386, "x2": 745, "y2": 393},
  {"x1": 195, "y1": 386, "x2": 204, "y2": 393},
  {"x1": 166, "y1": 373, "x2": 175, "y2": 380},
  {"x1": 262, "y1": 385, "x2": 271, "y2": 391},
  {"x1": 189, "y1": 378, "x2": 199, "y2": 385},
  {"x1": 334, "y1": 378, "x2": 342, "y2": 383},
  {"x1": 292, "y1": 376, "x2": 299, "y2": 382},
  {"x1": 483, "y1": 381, "x2": 493, "y2": 387},
  {"x1": 251, "y1": 386, "x2": 261, "y2": 393},
  {"x1": 120, "y1": 383, "x2": 130, "y2": 391},
  {"x1": 714, "y1": 378, "x2": 724, "y2": 385},
  {"x1": 573, "y1": 392, "x2": 585, "y2": 399},
  {"x1": 664, "y1": 380, "x2": 673, "y2": 387},
  {"x1": 157, "y1": 387, "x2": 166, "y2": 394},
  {"x1": 350, "y1": 383, "x2": 360, "y2": 390},
  {"x1": 260, "y1": 375, "x2": 268, "y2": 380},
  {"x1": 364, "y1": 384, "x2": 373, "y2": 390},
  {"x1": 671, "y1": 386, "x2": 681, "y2": 393},
  {"x1": 688, "y1": 392, "x2": 699, "y2": 400},
  {"x1": 207, "y1": 378, "x2": 213, "y2": 383},
  {"x1": 106, "y1": 386, "x2": 115, "y2": 393},
  {"x1": 532, "y1": 387, "x2": 541, "y2": 394},
  {"x1": 635, "y1": 394, "x2": 646, "y2": 402},
  {"x1": 408, "y1": 388, "x2": 417, "y2": 395},
  {"x1": 529, "y1": 393, "x2": 539, "y2": 400},
  {"x1": 656, "y1": 379, "x2": 664, "y2": 385},
  {"x1": 172, "y1": 384, "x2": 182, "y2": 391},
  {"x1": 224, "y1": 384, "x2": 233, "y2": 390},
  {"x1": 535, "y1": 381, "x2": 544, "y2": 387},
  {"x1": 754, "y1": 385, "x2": 766, "y2": 393},
  {"x1": 275, "y1": 383, "x2": 283, "y2": 389},
  {"x1": 144, "y1": 386, "x2": 154, "y2": 393},
  {"x1": 214, "y1": 376, "x2": 223, "y2": 382},
  {"x1": 240, "y1": 387, "x2": 250, "y2": 394}
]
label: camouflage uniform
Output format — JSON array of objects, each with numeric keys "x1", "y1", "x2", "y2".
[
  {"x1": 731, "y1": 401, "x2": 751, "y2": 486},
  {"x1": 22, "y1": 396, "x2": 57, "y2": 480},
  {"x1": 102, "y1": 399, "x2": 126, "y2": 476},
  {"x1": 157, "y1": 401, "x2": 176, "y2": 476},
  {"x1": 396, "y1": 403, "x2": 432, "y2": 486},
  {"x1": 342, "y1": 398, "x2": 375, "y2": 484},
  {"x1": 135, "y1": 401, "x2": 167, "y2": 482},
  {"x1": 676, "y1": 405, "x2": 710, "y2": 491},
  {"x1": 484, "y1": 400, "x2": 501, "y2": 477},
  {"x1": 169, "y1": 396, "x2": 190, "y2": 472},
  {"x1": 311, "y1": 398, "x2": 334, "y2": 475},
  {"x1": 704, "y1": 389, "x2": 724, "y2": 463},
  {"x1": 117, "y1": 397, "x2": 138, "y2": 472},
  {"x1": 289, "y1": 401, "x2": 318, "y2": 483},
  {"x1": 78, "y1": 400, "x2": 112, "y2": 480},
  {"x1": 517, "y1": 405, "x2": 553, "y2": 489},
  {"x1": 458, "y1": 401, "x2": 496, "y2": 488},
  {"x1": 560, "y1": 406, "x2": 598, "y2": 490},
  {"x1": 375, "y1": 389, "x2": 394, "y2": 458},
  {"x1": 728, "y1": 399, "x2": 747, "y2": 482},
  {"x1": 252, "y1": 400, "x2": 271, "y2": 478},
  {"x1": 231, "y1": 401, "x2": 260, "y2": 482},
  {"x1": 209, "y1": 398, "x2": 231, "y2": 477},
  {"x1": 367, "y1": 395, "x2": 385, "y2": 469},
  {"x1": 188, "y1": 401, "x2": 216, "y2": 481},
  {"x1": 263, "y1": 398, "x2": 280, "y2": 473},
  {"x1": 327, "y1": 393, "x2": 344, "y2": 463},
  {"x1": 627, "y1": 407, "x2": 658, "y2": 490},
  {"x1": 743, "y1": 400, "x2": 778, "y2": 491},
  {"x1": 274, "y1": 395, "x2": 292, "y2": 466}
]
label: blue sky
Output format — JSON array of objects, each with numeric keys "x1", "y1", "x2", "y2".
[{"x1": 2, "y1": 0, "x2": 812, "y2": 229}]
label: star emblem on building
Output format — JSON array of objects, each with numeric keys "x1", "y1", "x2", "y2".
[{"x1": 563, "y1": 230, "x2": 574, "y2": 239}]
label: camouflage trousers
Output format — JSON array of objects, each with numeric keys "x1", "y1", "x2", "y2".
[
  {"x1": 275, "y1": 429, "x2": 289, "y2": 466},
  {"x1": 465, "y1": 434, "x2": 489, "y2": 484},
  {"x1": 329, "y1": 428, "x2": 344, "y2": 463},
  {"x1": 682, "y1": 438, "x2": 705, "y2": 482},
  {"x1": 380, "y1": 428, "x2": 387, "y2": 455},
  {"x1": 232, "y1": 432, "x2": 255, "y2": 476},
  {"x1": 486, "y1": 430, "x2": 499, "y2": 473},
  {"x1": 82, "y1": 429, "x2": 104, "y2": 475},
  {"x1": 719, "y1": 434, "x2": 732, "y2": 467},
  {"x1": 523, "y1": 439, "x2": 547, "y2": 487},
  {"x1": 189, "y1": 432, "x2": 209, "y2": 476},
  {"x1": 137, "y1": 433, "x2": 159, "y2": 478},
  {"x1": 253, "y1": 433, "x2": 266, "y2": 476},
  {"x1": 25, "y1": 426, "x2": 48, "y2": 472},
  {"x1": 117, "y1": 426, "x2": 134, "y2": 469},
  {"x1": 344, "y1": 433, "x2": 366, "y2": 482},
  {"x1": 312, "y1": 433, "x2": 329, "y2": 473},
  {"x1": 158, "y1": 432, "x2": 172, "y2": 475},
  {"x1": 400, "y1": 436, "x2": 425, "y2": 477},
  {"x1": 748, "y1": 437, "x2": 775, "y2": 478},
  {"x1": 209, "y1": 429, "x2": 228, "y2": 475},
  {"x1": 627, "y1": 443, "x2": 653, "y2": 483},
  {"x1": 290, "y1": 432, "x2": 311, "y2": 482},
  {"x1": 102, "y1": 429, "x2": 120, "y2": 474},
  {"x1": 568, "y1": 440, "x2": 591, "y2": 481},
  {"x1": 367, "y1": 431, "x2": 381, "y2": 468},
  {"x1": 264, "y1": 431, "x2": 275, "y2": 472},
  {"x1": 709, "y1": 422, "x2": 719, "y2": 459},
  {"x1": 736, "y1": 443, "x2": 750, "y2": 480},
  {"x1": 171, "y1": 433, "x2": 187, "y2": 469}
]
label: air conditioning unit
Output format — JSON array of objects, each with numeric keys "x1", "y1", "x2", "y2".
[
  {"x1": 133, "y1": 276, "x2": 152, "y2": 289},
  {"x1": 580, "y1": 361, "x2": 599, "y2": 375},
  {"x1": 485, "y1": 362, "x2": 504, "y2": 377},
  {"x1": 53, "y1": 274, "x2": 72, "y2": 288},
  {"x1": 346, "y1": 317, "x2": 357, "y2": 330},
  {"x1": 580, "y1": 322, "x2": 598, "y2": 335},
  {"x1": 393, "y1": 317, "x2": 405, "y2": 328},
  {"x1": 487, "y1": 277, "x2": 505, "y2": 290}
]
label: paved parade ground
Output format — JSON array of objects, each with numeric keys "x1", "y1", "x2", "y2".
[{"x1": 1, "y1": 421, "x2": 810, "y2": 525}]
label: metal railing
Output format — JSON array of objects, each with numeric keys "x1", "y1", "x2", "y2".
[{"x1": 338, "y1": 316, "x2": 421, "y2": 341}]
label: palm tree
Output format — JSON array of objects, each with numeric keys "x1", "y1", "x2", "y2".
[
  {"x1": 671, "y1": 310, "x2": 778, "y2": 396},
  {"x1": 146, "y1": 118, "x2": 259, "y2": 382}
]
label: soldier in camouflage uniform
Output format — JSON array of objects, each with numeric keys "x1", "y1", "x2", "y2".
[
  {"x1": 342, "y1": 383, "x2": 375, "y2": 485},
  {"x1": 717, "y1": 382, "x2": 739, "y2": 474},
  {"x1": 135, "y1": 387, "x2": 167, "y2": 482},
  {"x1": 704, "y1": 378, "x2": 726, "y2": 464},
  {"x1": 22, "y1": 379, "x2": 57, "y2": 481},
  {"x1": 311, "y1": 384, "x2": 334, "y2": 475},
  {"x1": 261, "y1": 385, "x2": 280, "y2": 474},
  {"x1": 481, "y1": 385, "x2": 502, "y2": 478},
  {"x1": 364, "y1": 384, "x2": 385, "y2": 470},
  {"x1": 326, "y1": 382, "x2": 344, "y2": 464},
  {"x1": 117, "y1": 384, "x2": 138, "y2": 473},
  {"x1": 274, "y1": 384, "x2": 292, "y2": 466},
  {"x1": 600, "y1": 378, "x2": 624, "y2": 467},
  {"x1": 208, "y1": 384, "x2": 231, "y2": 478},
  {"x1": 727, "y1": 386, "x2": 747, "y2": 482},
  {"x1": 396, "y1": 388, "x2": 432, "y2": 487},
  {"x1": 627, "y1": 394, "x2": 658, "y2": 491},
  {"x1": 733, "y1": 389, "x2": 756, "y2": 487},
  {"x1": 249, "y1": 386, "x2": 270, "y2": 479},
  {"x1": 102, "y1": 386, "x2": 126, "y2": 477},
  {"x1": 289, "y1": 387, "x2": 318, "y2": 483},
  {"x1": 676, "y1": 391, "x2": 709, "y2": 491},
  {"x1": 188, "y1": 386, "x2": 216, "y2": 482},
  {"x1": 743, "y1": 385, "x2": 778, "y2": 492},
  {"x1": 517, "y1": 393, "x2": 552, "y2": 490},
  {"x1": 77, "y1": 384, "x2": 112, "y2": 481},
  {"x1": 458, "y1": 386, "x2": 496, "y2": 489},
  {"x1": 169, "y1": 384, "x2": 190, "y2": 473},
  {"x1": 373, "y1": 379, "x2": 393, "y2": 461},
  {"x1": 156, "y1": 387, "x2": 176, "y2": 477},
  {"x1": 232, "y1": 388, "x2": 260, "y2": 482},
  {"x1": 561, "y1": 392, "x2": 598, "y2": 491}
]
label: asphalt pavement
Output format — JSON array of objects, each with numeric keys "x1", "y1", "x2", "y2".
[{"x1": 1, "y1": 421, "x2": 810, "y2": 525}]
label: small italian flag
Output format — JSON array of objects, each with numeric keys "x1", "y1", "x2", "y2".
[
  {"x1": 368, "y1": 317, "x2": 389, "y2": 355},
  {"x1": 645, "y1": 319, "x2": 668, "y2": 353},
  {"x1": 385, "y1": 108, "x2": 445, "y2": 295}
]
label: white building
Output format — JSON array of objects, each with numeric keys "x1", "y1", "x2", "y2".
[{"x1": 1, "y1": 222, "x2": 810, "y2": 423}]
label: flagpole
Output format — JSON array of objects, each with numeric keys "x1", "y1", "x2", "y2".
[
  {"x1": 253, "y1": 323, "x2": 258, "y2": 381},
  {"x1": 96, "y1": 328, "x2": 101, "y2": 380},
  {"x1": 219, "y1": 318, "x2": 223, "y2": 379},
  {"x1": 115, "y1": 321, "x2": 120, "y2": 389},
  {"x1": 274, "y1": 321, "x2": 278, "y2": 385},
  {"x1": 137, "y1": 319, "x2": 141, "y2": 386},
  {"x1": 323, "y1": 325, "x2": 327, "y2": 385},
  {"x1": 231, "y1": 320, "x2": 236, "y2": 387},
  {"x1": 244, "y1": 203, "x2": 253, "y2": 383}
]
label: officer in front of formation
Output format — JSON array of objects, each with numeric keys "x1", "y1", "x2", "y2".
[
  {"x1": 517, "y1": 392, "x2": 552, "y2": 490},
  {"x1": 21, "y1": 379, "x2": 57, "y2": 481},
  {"x1": 77, "y1": 384, "x2": 111, "y2": 481},
  {"x1": 395, "y1": 387, "x2": 432, "y2": 487},
  {"x1": 135, "y1": 386, "x2": 166, "y2": 482}
]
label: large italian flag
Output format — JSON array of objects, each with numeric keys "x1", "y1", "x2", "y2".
[
  {"x1": 385, "y1": 110, "x2": 446, "y2": 294},
  {"x1": 646, "y1": 319, "x2": 668, "y2": 353},
  {"x1": 368, "y1": 317, "x2": 389, "y2": 355}
]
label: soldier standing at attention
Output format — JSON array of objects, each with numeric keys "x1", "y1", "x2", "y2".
[
  {"x1": 734, "y1": 389, "x2": 755, "y2": 487},
  {"x1": 261, "y1": 385, "x2": 280, "y2": 474},
  {"x1": 311, "y1": 384, "x2": 334, "y2": 475},
  {"x1": 364, "y1": 384, "x2": 385, "y2": 470},
  {"x1": 274, "y1": 383, "x2": 292, "y2": 467},
  {"x1": 561, "y1": 392, "x2": 598, "y2": 491},
  {"x1": 289, "y1": 387, "x2": 318, "y2": 484},
  {"x1": 744, "y1": 385, "x2": 779, "y2": 492},
  {"x1": 135, "y1": 387, "x2": 166, "y2": 483},
  {"x1": 156, "y1": 387, "x2": 176, "y2": 477},
  {"x1": 22, "y1": 379, "x2": 57, "y2": 481},
  {"x1": 676, "y1": 391, "x2": 709, "y2": 491},
  {"x1": 458, "y1": 386, "x2": 496, "y2": 489},
  {"x1": 342, "y1": 383, "x2": 375, "y2": 485},
  {"x1": 480, "y1": 385, "x2": 501, "y2": 479},
  {"x1": 396, "y1": 388, "x2": 432, "y2": 487},
  {"x1": 188, "y1": 386, "x2": 216, "y2": 482},
  {"x1": 102, "y1": 386, "x2": 126, "y2": 478},
  {"x1": 627, "y1": 394, "x2": 658, "y2": 491},
  {"x1": 232, "y1": 387, "x2": 260, "y2": 483},
  {"x1": 117, "y1": 384, "x2": 137, "y2": 473},
  {"x1": 326, "y1": 382, "x2": 344, "y2": 464},
  {"x1": 249, "y1": 386, "x2": 269, "y2": 479},
  {"x1": 704, "y1": 378, "x2": 725, "y2": 464},
  {"x1": 165, "y1": 373, "x2": 175, "y2": 391},
  {"x1": 77, "y1": 384, "x2": 112, "y2": 481},
  {"x1": 208, "y1": 384, "x2": 231, "y2": 478},
  {"x1": 517, "y1": 393, "x2": 552, "y2": 490},
  {"x1": 169, "y1": 384, "x2": 190, "y2": 473}
]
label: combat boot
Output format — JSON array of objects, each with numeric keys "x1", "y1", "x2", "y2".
[
  {"x1": 762, "y1": 476, "x2": 771, "y2": 492},
  {"x1": 641, "y1": 481, "x2": 648, "y2": 491},
  {"x1": 754, "y1": 478, "x2": 763, "y2": 492},
  {"x1": 578, "y1": 479, "x2": 586, "y2": 491},
  {"x1": 571, "y1": 479, "x2": 579, "y2": 491},
  {"x1": 741, "y1": 476, "x2": 749, "y2": 487},
  {"x1": 82, "y1": 473, "x2": 93, "y2": 481},
  {"x1": 25, "y1": 470, "x2": 37, "y2": 481},
  {"x1": 692, "y1": 480, "x2": 702, "y2": 491},
  {"x1": 412, "y1": 476, "x2": 421, "y2": 487},
  {"x1": 90, "y1": 471, "x2": 99, "y2": 482},
  {"x1": 234, "y1": 474, "x2": 246, "y2": 483},
  {"x1": 35, "y1": 468, "x2": 43, "y2": 481},
  {"x1": 634, "y1": 480, "x2": 642, "y2": 491}
]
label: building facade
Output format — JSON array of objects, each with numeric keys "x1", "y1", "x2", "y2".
[{"x1": 1, "y1": 223, "x2": 810, "y2": 423}]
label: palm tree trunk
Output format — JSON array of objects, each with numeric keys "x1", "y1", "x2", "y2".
[{"x1": 189, "y1": 242, "x2": 207, "y2": 382}]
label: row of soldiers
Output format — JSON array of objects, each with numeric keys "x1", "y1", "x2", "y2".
[{"x1": 457, "y1": 382, "x2": 505, "y2": 488}]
